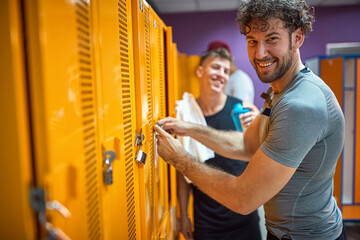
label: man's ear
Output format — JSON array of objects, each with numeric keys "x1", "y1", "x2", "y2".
[
  {"x1": 293, "y1": 27, "x2": 304, "y2": 49},
  {"x1": 196, "y1": 66, "x2": 203, "y2": 78}
]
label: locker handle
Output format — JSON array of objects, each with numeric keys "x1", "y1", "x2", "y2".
[
  {"x1": 103, "y1": 150, "x2": 116, "y2": 185},
  {"x1": 46, "y1": 200, "x2": 71, "y2": 218},
  {"x1": 30, "y1": 188, "x2": 72, "y2": 239}
]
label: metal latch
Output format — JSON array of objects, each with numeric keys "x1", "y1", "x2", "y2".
[
  {"x1": 104, "y1": 150, "x2": 116, "y2": 185},
  {"x1": 135, "y1": 133, "x2": 147, "y2": 164},
  {"x1": 30, "y1": 188, "x2": 71, "y2": 239}
]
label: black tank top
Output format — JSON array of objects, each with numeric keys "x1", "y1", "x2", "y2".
[{"x1": 192, "y1": 96, "x2": 261, "y2": 240}]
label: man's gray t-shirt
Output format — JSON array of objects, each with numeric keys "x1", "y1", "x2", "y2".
[{"x1": 259, "y1": 69, "x2": 345, "y2": 240}]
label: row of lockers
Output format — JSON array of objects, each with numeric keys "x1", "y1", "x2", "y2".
[
  {"x1": 306, "y1": 56, "x2": 360, "y2": 220},
  {"x1": 1, "y1": 0, "x2": 200, "y2": 239}
]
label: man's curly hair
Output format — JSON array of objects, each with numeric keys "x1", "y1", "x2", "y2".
[{"x1": 237, "y1": 0, "x2": 315, "y2": 35}]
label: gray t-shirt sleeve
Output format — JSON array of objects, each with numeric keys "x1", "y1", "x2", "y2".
[{"x1": 260, "y1": 94, "x2": 327, "y2": 168}]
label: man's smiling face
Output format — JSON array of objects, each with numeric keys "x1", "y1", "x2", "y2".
[{"x1": 246, "y1": 18, "x2": 294, "y2": 84}]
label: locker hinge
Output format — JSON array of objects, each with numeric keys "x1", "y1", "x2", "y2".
[{"x1": 30, "y1": 187, "x2": 46, "y2": 217}]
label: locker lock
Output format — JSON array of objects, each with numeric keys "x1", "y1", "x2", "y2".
[
  {"x1": 135, "y1": 133, "x2": 147, "y2": 165},
  {"x1": 104, "y1": 150, "x2": 116, "y2": 185}
]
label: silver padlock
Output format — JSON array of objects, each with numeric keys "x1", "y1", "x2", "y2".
[
  {"x1": 135, "y1": 133, "x2": 147, "y2": 164},
  {"x1": 104, "y1": 150, "x2": 116, "y2": 185},
  {"x1": 135, "y1": 144, "x2": 147, "y2": 164}
]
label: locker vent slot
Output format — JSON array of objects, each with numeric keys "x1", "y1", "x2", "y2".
[
  {"x1": 118, "y1": 0, "x2": 137, "y2": 239},
  {"x1": 144, "y1": 6, "x2": 155, "y2": 210},
  {"x1": 76, "y1": 1, "x2": 101, "y2": 239},
  {"x1": 158, "y1": 27, "x2": 165, "y2": 118}
]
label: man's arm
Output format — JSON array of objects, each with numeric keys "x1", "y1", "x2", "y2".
[
  {"x1": 154, "y1": 125, "x2": 296, "y2": 215},
  {"x1": 158, "y1": 115, "x2": 261, "y2": 161},
  {"x1": 177, "y1": 172, "x2": 193, "y2": 239}
]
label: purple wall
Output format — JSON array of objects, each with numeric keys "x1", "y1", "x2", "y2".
[{"x1": 161, "y1": 5, "x2": 360, "y2": 108}]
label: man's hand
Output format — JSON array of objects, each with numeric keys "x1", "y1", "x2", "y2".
[
  {"x1": 157, "y1": 117, "x2": 194, "y2": 137},
  {"x1": 241, "y1": 102, "x2": 260, "y2": 129},
  {"x1": 154, "y1": 124, "x2": 192, "y2": 172},
  {"x1": 179, "y1": 216, "x2": 193, "y2": 240}
]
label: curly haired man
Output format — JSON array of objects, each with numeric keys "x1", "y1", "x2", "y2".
[{"x1": 155, "y1": 1, "x2": 346, "y2": 239}]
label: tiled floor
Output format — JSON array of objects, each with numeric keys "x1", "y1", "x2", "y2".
[{"x1": 345, "y1": 222, "x2": 360, "y2": 240}]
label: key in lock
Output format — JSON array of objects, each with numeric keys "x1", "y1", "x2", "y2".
[{"x1": 104, "y1": 150, "x2": 116, "y2": 185}]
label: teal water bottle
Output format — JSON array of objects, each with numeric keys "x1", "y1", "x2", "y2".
[{"x1": 231, "y1": 103, "x2": 250, "y2": 132}]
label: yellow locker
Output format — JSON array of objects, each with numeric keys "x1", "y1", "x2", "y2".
[
  {"x1": 24, "y1": 0, "x2": 103, "y2": 238},
  {"x1": 187, "y1": 55, "x2": 201, "y2": 98},
  {"x1": 342, "y1": 57, "x2": 360, "y2": 218},
  {"x1": 320, "y1": 56, "x2": 360, "y2": 220},
  {"x1": 149, "y1": 11, "x2": 163, "y2": 233},
  {"x1": 149, "y1": 9, "x2": 171, "y2": 239},
  {"x1": 0, "y1": 0, "x2": 36, "y2": 238},
  {"x1": 132, "y1": 0, "x2": 156, "y2": 239},
  {"x1": 165, "y1": 29, "x2": 179, "y2": 240},
  {"x1": 171, "y1": 43, "x2": 180, "y2": 104},
  {"x1": 165, "y1": 29, "x2": 176, "y2": 118},
  {"x1": 91, "y1": 0, "x2": 141, "y2": 239},
  {"x1": 356, "y1": 58, "x2": 360, "y2": 204},
  {"x1": 320, "y1": 57, "x2": 343, "y2": 207},
  {"x1": 1, "y1": 0, "x2": 185, "y2": 237},
  {"x1": 177, "y1": 53, "x2": 189, "y2": 99}
]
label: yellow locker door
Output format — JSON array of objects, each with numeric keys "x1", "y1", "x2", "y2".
[
  {"x1": 165, "y1": 27, "x2": 176, "y2": 118},
  {"x1": 132, "y1": 0, "x2": 156, "y2": 239},
  {"x1": 177, "y1": 53, "x2": 189, "y2": 99},
  {"x1": 320, "y1": 57, "x2": 343, "y2": 208},
  {"x1": 92, "y1": 0, "x2": 141, "y2": 239},
  {"x1": 149, "y1": 9, "x2": 170, "y2": 239},
  {"x1": 149, "y1": 10, "x2": 161, "y2": 235},
  {"x1": 337, "y1": 56, "x2": 360, "y2": 220},
  {"x1": 0, "y1": 0, "x2": 36, "y2": 238},
  {"x1": 164, "y1": 27, "x2": 179, "y2": 240},
  {"x1": 188, "y1": 55, "x2": 201, "y2": 98},
  {"x1": 172, "y1": 43, "x2": 180, "y2": 103},
  {"x1": 356, "y1": 58, "x2": 360, "y2": 205},
  {"x1": 24, "y1": 0, "x2": 103, "y2": 238}
]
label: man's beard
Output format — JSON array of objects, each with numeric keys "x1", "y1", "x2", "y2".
[
  {"x1": 254, "y1": 36, "x2": 294, "y2": 84},
  {"x1": 254, "y1": 50, "x2": 293, "y2": 84}
]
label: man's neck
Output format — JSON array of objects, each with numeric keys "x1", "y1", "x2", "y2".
[
  {"x1": 270, "y1": 56, "x2": 304, "y2": 94},
  {"x1": 197, "y1": 92, "x2": 227, "y2": 116}
]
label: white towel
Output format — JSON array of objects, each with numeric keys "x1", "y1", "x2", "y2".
[{"x1": 176, "y1": 92, "x2": 215, "y2": 183}]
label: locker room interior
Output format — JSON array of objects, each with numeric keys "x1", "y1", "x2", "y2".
[{"x1": 1, "y1": 0, "x2": 360, "y2": 239}]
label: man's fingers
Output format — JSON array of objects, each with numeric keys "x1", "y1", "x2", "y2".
[
  {"x1": 161, "y1": 122, "x2": 177, "y2": 132},
  {"x1": 240, "y1": 112, "x2": 252, "y2": 118},
  {"x1": 157, "y1": 117, "x2": 175, "y2": 125},
  {"x1": 154, "y1": 124, "x2": 172, "y2": 138},
  {"x1": 242, "y1": 102, "x2": 260, "y2": 114}
]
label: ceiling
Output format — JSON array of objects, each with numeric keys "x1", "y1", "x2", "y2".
[{"x1": 148, "y1": 0, "x2": 360, "y2": 14}]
